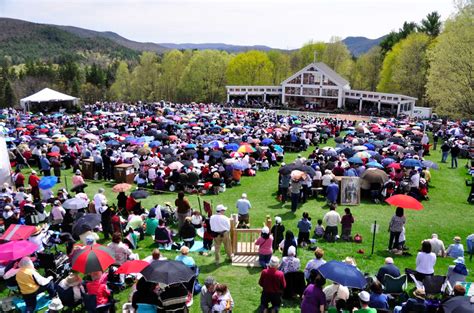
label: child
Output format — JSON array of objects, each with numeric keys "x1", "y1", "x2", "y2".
[
  {"x1": 314, "y1": 219, "x2": 325, "y2": 238},
  {"x1": 271, "y1": 216, "x2": 285, "y2": 251},
  {"x1": 340, "y1": 208, "x2": 354, "y2": 241},
  {"x1": 191, "y1": 210, "x2": 203, "y2": 228},
  {"x1": 212, "y1": 284, "x2": 234, "y2": 312},
  {"x1": 202, "y1": 218, "x2": 214, "y2": 255},
  {"x1": 297, "y1": 212, "x2": 312, "y2": 247}
]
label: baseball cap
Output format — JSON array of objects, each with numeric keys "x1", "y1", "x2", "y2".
[
  {"x1": 215, "y1": 204, "x2": 227, "y2": 212},
  {"x1": 359, "y1": 291, "x2": 370, "y2": 302}
]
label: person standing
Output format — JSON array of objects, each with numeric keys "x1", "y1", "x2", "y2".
[
  {"x1": 451, "y1": 143, "x2": 460, "y2": 169},
  {"x1": 323, "y1": 204, "x2": 341, "y2": 242},
  {"x1": 93, "y1": 188, "x2": 107, "y2": 214},
  {"x1": 388, "y1": 207, "x2": 405, "y2": 251},
  {"x1": 301, "y1": 271, "x2": 326, "y2": 313},
  {"x1": 175, "y1": 191, "x2": 191, "y2": 229},
  {"x1": 289, "y1": 178, "x2": 302, "y2": 212},
  {"x1": 236, "y1": 193, "x2": 251, "y2": 226},
  {"x1": 210, "y1": 204, "x2": 232, "y2": 265},
  {"x1": 258, "y1": 256, "x2": 286, "y2": 313},
  {"x1": 440, "y1": 141, "x2": 450, "y2": 163},
  {"x1": 13, "y1": 168, "x2": 25, "y2": 189},
  {"x1": 39, "y1": 153, "x2": 51, "y2": 176},
  {"x1": 28, "y1": 170, "x2": 41, "y2": 201}
]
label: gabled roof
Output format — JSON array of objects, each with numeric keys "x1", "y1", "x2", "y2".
[
  {"x1": 281, "y1": 62, "x2": 350, "y2": 88},
  {"x1": 20, "y1": 88, "x2": 77, "y2": 103}
]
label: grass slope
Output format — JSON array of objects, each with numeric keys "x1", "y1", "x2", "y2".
[{"x1": 1, "y1": 137, "x2": 473, "y2": 312}]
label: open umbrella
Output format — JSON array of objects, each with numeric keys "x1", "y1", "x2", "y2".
[
  {"x1": 422, "y1": 160, "x2": 439, "y2": 170},
  {"x1": 0, "y1": 241, "x2": 38, "y2": 261},
  {"x1": 401, "y1": 159, "x2": 422, "y2": 168},
  {"x1": 72, "y1": 214, "x2": 101, "y2": 236},
  {"x1": 385, "y1": 194, "x2": 423, "y2": 210},
  {"x1": 209, "y1": 150, "x2": 223, "y2": 159},
  {"x1": 381, "y1": 158, "x2": 396, "y2": 167},
  {"x1": 318, "y1": 260, "x2": 367, "y2": 289},
  {"x1": 38, "y1": 176, "x2": 58, "y2": 190},
  {"x1": 348, "y1": 156, "x2": 363, "y2": 165},
  {"x1": 168, "y1": 161, "x2": 184, "y2": 170},
  {"x1": 224, "y1": 143, "x2": 239, "y2": 151},
  {"x1": 237, "y1": 144, "x2": 255, "y2": 154},
  {"x1": 116, "y1": 260, "x2": 150, "y2": 274},
  {"x1": 0, "y1": 225, "x2": 36, "y2": 241},
  {"x1": 208, "y1": 140, "x2": 224, "y2": 149},
  {"x1": 71, "y1": 183, "x2": 88, "y2": 193},
  {"x1": 360, "y1": 168, "x2": 389, "y2": 184},
  {"x1": 131, "y1": 190, "x2": 149, "y2": 199},
  {"x1": 149, "y1": 141, "x2": 162, "y2": 148},
  {"x1": 71, "y1": 244, "x2": 115, "y2": 274},
  {"x1": 387, "y1": 163, "x2": 401, "y2": 170},
  {"x1": 47, "y1": 152, "x2": 61, "y2": 157},
  {"x1": 63, "y1": 197, "x2": 89, "y2": 210},
  {"x1": 262, "y1": 138, "x2": 274, "y2": 146},
  {"x1": 112, "y1": 183, "x2": 132, "y2": 193},
  {"x1": 365, "y1": 161, "x2": 384, "y2": 169},
  {"x1": 141, "y1": 260, "x2": 195, "y2": 285},
  {"x1": 339, "y1": 147, "x2": 355, "y2": 157},
  {"x1": 278, "y1": 164, "x2": 296, "y2": 175}
]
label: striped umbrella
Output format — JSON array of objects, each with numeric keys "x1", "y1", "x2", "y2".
[
  {"x1": 71, "y1": 244, "x2": 115, "y2": 274},
  {"x1": 237, "y1": 144, "x2": 255, "y2": 154}
]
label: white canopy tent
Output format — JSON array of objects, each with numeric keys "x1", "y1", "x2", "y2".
[{"x1": 20, "y1": 88, "x2": 79, "y2": 111}]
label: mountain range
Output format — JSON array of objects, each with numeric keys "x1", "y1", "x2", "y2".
[{"x1": 0, "y1": 17, "x2": 385, "y2": 63}]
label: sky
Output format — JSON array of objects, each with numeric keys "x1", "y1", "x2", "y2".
[{"x1": 0, "y1": 0, "x2": 456, "y2": 49}]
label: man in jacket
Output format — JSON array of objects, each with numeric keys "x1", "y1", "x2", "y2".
[{"x1": 259, "y1": 256, "x2": 286, "y2": 313}]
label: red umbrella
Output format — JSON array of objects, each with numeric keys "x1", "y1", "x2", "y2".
[
  {"x1": 385, "y1": 195, "x2": 424, "y2": 210},
  {"x1": 47, "y1": 152, "x2": 61, "y2": 157},
  {"x1": 39, "y1": 128, "x2": 49, "y2": 133},
  {"x1": 0, "y1": 240, "x2": 38, "y2": 261},
  {"x1": 0, "y1": 224, "x2": 36, "y2": 241},
  {"x1": 71, "y1": 244, "x2": 115, "y2": 274},
  {"x1": 116, "y1": 260, "x2": 149, "y2": 274},
  {"x1": 387, "y1": 163, "x2": 401, "y2": 170}
]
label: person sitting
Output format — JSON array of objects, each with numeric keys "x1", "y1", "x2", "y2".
[
  {"x1": 175, "y1": 246, "x2": 196, "y2": 268},
  {"x1": 279, "y1": 246, "x2": 301, "y2": 274},
  {"x1": 354, "y1": 291, "x2": 377, "y2": 313},
  {"x1": 212, "y1": 283, "x2": 234, "y2": 313},
  {"x1": 85, "y1": 271, "x2": 112, "y2": 308},
  {"x1": 376, "y1": 257, "x2": 401, "y2": 283},
  {"x1": 16, "y1": 257, "x2": 56, "y2": 313},
  {"x1": 446, "y1": 236, "x2": 465, "y2": 258},
  {"x1": 126, "y1": 210, "x2": 145, "y2": 241},
  {"x1": 144, "y1": 248, "x2": 167, "y2": 263},
  {"x1": 304, "y1": 248, "x2": 326, "y2": 281},
  {"x1": 426, "y1": 233, "x2": 446, "y2": 257},
  {"x1": 323, "y1": 281, "x2": 349, "y2": 308},
  {"x1": 200, "y1": 276, "x2": 217, "y2": 313},
  {"x1": 57, "y1": 273, "x2": 85, "y2": 307},
  {"x1": 144, "y1": 210, "x2": 159, "y2": 236},
  {"x1": 394, "y1": 288, "x2": 427, "y2": 313},
  {"x1": 446, "y1": 257, "x2": 468, "y2": 288},
  {"x1": 107, "y1": 232, "x2": 133, "y2": 265},
  {"x1": 131, "y1": 277, "x2": 159, "y2": 310},
  {"x1": 279, "y1": 230, "x2": 297, "y2": 257},
  {"x1": 154, "y1": 219, "x2": 173, "y2": 247},
  {"x1": 157, "y1": 282, "x2": 189, "y2": 312},
  {"x1": 415, "y1": 240, "x2": 436, "y2": 282},
  {"x1": 179, "y1": 217, "x2": 197, "y2": 248},
  {"x1": 314, "y1": 219, "x2": 325, "y2": 239},
  {"x1": 191, "y1": 210, "x2": 203, "y2": 228},
  {"x1": 439, "y1": 284, "x2": 473, "y2": 313},
  {"x1": 368, "y1": 281, "x2": 389, "y2": 310}
]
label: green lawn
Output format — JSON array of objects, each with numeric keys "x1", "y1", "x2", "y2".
[{"x1": 2, "y1": 136, "x2": 473, "y2": 312}]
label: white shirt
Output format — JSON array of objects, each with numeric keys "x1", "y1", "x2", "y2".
[
  {"x1": 93, "y1": 193, "x2": 107, "y2": 211},
  {"x1": 429, "y1": 238, "x2": 445, "y2": 256},
  {"x1": 416, "y1": 252, "x2": 436, "y2": 274},
  {"x1": 323, "y1": 210, "x2": 341, "y2": 227},
  {"x1": 51, "y1": 206, "x2": 66, "y2": 221},
  {"x1": 209, "y1": 213, "x2": 231, "y2": 232},
  {"x1": 236, "y1": 199, "x2": 251, "y2": 215}
]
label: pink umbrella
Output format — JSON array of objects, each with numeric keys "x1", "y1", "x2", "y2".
[{"x1": 0, "y1": 240, "x2": 38, "y2": 261}]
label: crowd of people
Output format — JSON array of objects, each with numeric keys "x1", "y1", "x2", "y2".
[{"x1": 0, "y1": 102, "x2": 473, "y2": 312}]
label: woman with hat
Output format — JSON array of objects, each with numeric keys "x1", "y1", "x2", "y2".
[
  {"x1": 57, "y1": 273, "x2": 85, "y2": 307},
  {"x1": 72, "y1": 170, "x2": 85, "y2": 192},
  {"x1": 446, "y1": 236, "x2": 465, "y2": 258},
  {"x1": 2, "y1": 205, "x2": 19, "y2": 229},
  {"x1": 393, "y1": 288, "x2": 427, "y2": 313},
  {"x1": 446, "y1": 257, "x2": 468, "y2": 287}
]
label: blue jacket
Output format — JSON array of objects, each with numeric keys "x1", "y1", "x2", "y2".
[{"x1": 40, "y1": 157, "x2": 50, "y2": 170}]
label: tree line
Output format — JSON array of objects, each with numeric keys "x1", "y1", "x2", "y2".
[{"x1": 0, "y1": 4, "x2": 472, "y2": 118}]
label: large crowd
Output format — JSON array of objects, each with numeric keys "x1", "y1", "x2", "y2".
[{"x1": 0, "y1": 101, "x2": 473, "y2": 313}]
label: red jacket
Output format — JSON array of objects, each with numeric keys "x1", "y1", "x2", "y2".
[
  {"x1": 259, "y1": 267, "x2": 286, "y2": 294},
  {"x1": 28, "y1": 174, "x2": 40, "y2": 187}
]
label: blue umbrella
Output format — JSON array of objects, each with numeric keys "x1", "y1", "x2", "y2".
[
  {"x1": 208, "y1": 140, "x2": 224, "y2": 149},
  {"x1": 149, "y1": 141, "x2": 162, "y2": 148},
  {"x1": 348, "y1": 156, "x2": 363, "y2": 164},
  {"x1": 224, "y1": 143, "x2": 239, "y2": 151},
  {"x1": 366, "y1": 161, "x2": 384, "y2": 169},
  {"x1": 364, "y1": 143, "x2": 375, "y2": 151},
  {"x1": 185, "y1": 143, "x2": 197, "y2": 149},
  {"x1": 401, "y1": 159, "x2": 422, "y2": 168},
  {"x1": 106, "y1": 140, "x2": 120, "y2": 146},
  {"x1": 262, "y1": 138, "x2": 274, "y2": 146},
  {"x1": 381, "y1": 158, "x2": 396, "y2": 166},
  {"x1": 38, "y1": 176, "x2": 58, "y2": 190},
  {"x1": 422, "y1": 160, "x2": 439, "y2": 170},
  {"x1": 273, "y1": 145, "x2": 284, "y2": 153},
  {"x1": 317, "y1": 260, "x2": 367, "y2": 289}
]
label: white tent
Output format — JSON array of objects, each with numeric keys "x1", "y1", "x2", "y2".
[{"x1": 20, "y1": 88, "x2": 78, "y2": 111}]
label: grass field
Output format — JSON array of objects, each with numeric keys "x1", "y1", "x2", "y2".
[{"x1": 2, "y1": 135, "x2": 473, "y2": 312}]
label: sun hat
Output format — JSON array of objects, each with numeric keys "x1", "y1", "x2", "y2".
[
  {"x1": 413, "y1": 288, "x2": 426, "y2": 300},
  {"x1": 275, "y1": 216, "x2": 282, "y2": 224},
  {"x1": 454, "y1": 236, "x2": 461, "y2": 243},
  {"x1": 241, "y1": 193, "x2": 247, "y2": 198},
  {"x1": 75, "y1": 170, "x2": 81, "y2": 175},
  {"x1": 454, "y1": 256, "x2": 465, "y2": 264},
  {"x1": 359, "y1": 291, "x2": 370, "y2": 302},
  {"x1": 261, "y1": 226, "x2": 269, "y2": 234},
  {"x1": 268, "y1": 256, "x2": 280, "y2": 268},
  {"x1": 215, "y1": 204, "x2": 227, "y2": 212},
  {"x1": 48, "y1": 297, "x2": 63, "y2": 311}
]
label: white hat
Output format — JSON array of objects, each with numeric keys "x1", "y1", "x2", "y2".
[
  {"x1": 261, "y1": 226, "x2": 269, "y2": 234},
  {"x1": 215, "y1": 204, "x2": 227, "y2": 212},
  {"x1": 287, "y1": 246, "x2": 296, "y2": 256},
  {"x1": 359, "y1": 291, "x2": 370, "y2": 302},
  {"x1": 275, "y1": 216, "x2": 282, "y2": 224},
  {"x1": 241, "y1": 193, "x2": 247, "y2": 198},
  {"x1": 454, "y1": 256, "x2": 465, "y2": 264},
  {"x1": 48, "y1": 297, "x2": 63, "y2": 310}
]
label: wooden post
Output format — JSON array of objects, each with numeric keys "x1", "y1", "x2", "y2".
[{"x1": 230, "y1": 216, "x2": 237, "y2": 255}]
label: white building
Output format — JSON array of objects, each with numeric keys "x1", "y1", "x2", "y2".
[{"x1": 226, "y1": 62, "x2": 417, "y2": 117}]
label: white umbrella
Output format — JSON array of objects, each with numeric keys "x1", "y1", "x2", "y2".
[
  {"x1": 63, "y1": 197, "x2": 89, "y2": 210},
  {"x1": 122, "y1": 152, "x2": 134, "y2": 159}
]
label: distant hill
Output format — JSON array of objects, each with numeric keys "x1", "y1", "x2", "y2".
[
  {"x1": 158, "y1": 43, "x2": 274, "y2": 52},
  {"x1": 342, "y1": 36, "x2": 386, "y2": 56},
  {"x1": 0, "y1": 18, "x2": 139, "y2": 64}
]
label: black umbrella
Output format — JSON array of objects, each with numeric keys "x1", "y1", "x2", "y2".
[
  {"x1": 72, "y1": 214, "x2": 101, "y2": 237},
  {"x1": 209, "y1": 150, "x2": 223, "y2": 159},
  {"x1": 141, "y1": 260, "x2": 195, "y2": 285},
  {"x1": 164, "y1": 156, "x2": 177, "y2": 165},
  {"x1": 334, "y1": 137, "x2": 344, "y2": 144},
  {"x1": 295, "y1": 165, "x2": 316, "y2": 177},
  {"x1": 71, "y1": 183, "x2": 88, "y2": 193},
  {"x1": 160, "y1": 148, "x2": 174, "y2": 155},
  {"x1": 339, "y1": 147, "x2": 356, "y2": 157},
  {"x1": 131, "y1": 190, "x2": 149, "y2": 199},
  {"x1": 388, "y1": 137, "x2": 404, "y2": 144},
  {"x1": 278, "y1": 164, "x2": 297, "y2": 175},
  {"x1": 181, "y1": 160, "x2": 193, "y2": 168},
  {"x1": 155, "y1": 133, "x2": 169, "y2": 140},
  {"x1": 185, "y1": 149, "x2": 197, "y2": 155}
]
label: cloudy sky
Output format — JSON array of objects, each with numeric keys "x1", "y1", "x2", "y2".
[{"x1": 0, "y1": 0, "x2": 455, "y2": 49}]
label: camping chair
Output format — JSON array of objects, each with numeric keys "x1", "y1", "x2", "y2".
[
  {"x1": 423, "y1": 275, "x2": 447, "y2": 296},
  {"x1": 383, "y1": 274, "x2": 407, "y2": 296},
  {"x1": 283, "y1": 271, "x2": 306, "y2": 299}
]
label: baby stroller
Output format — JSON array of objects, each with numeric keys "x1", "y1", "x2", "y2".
[{"x1": 37, "y1": 231, "x2": 70, "y2": 282}]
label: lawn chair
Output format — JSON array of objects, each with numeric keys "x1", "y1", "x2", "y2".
[
  {"x1": 383, "y1": 274, "x2": 407, "y2": 296},
  {"x1": 423, "y1": 275, "x2": 447, "y2": 296},
  {"x1": 408, "y1": 273, "x2": 424, "y2": 290}
]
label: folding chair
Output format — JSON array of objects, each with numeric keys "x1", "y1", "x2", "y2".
[
  {"x1": 423, "y1": 275, "x2": 447, "y2": 296},
  {"x1": 383, "y1": 274, "x2": 407, "y2": 295}
]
